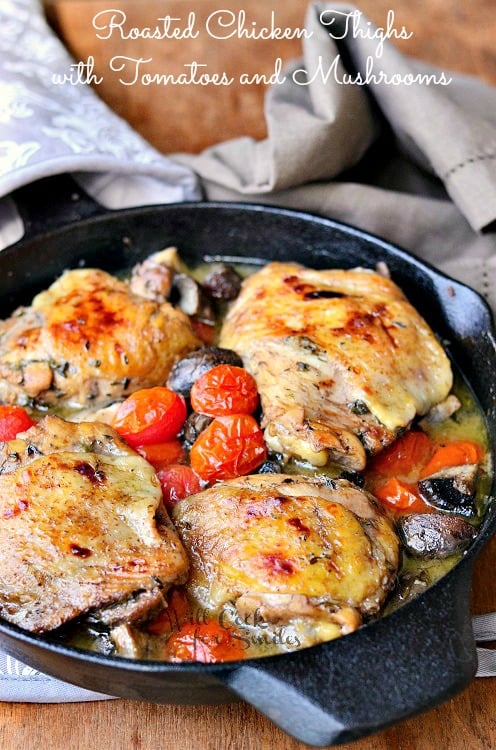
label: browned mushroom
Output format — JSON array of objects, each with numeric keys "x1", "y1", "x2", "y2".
[
  {"x1": 167, "y1": 346, "x2": 243, "y2": 398},
  {"x1": 398, "y1": 513, "x2": 475, "y2": 559},
  {"x1": 203, "y1": 263, "x2": 242, "y2": 301},
  {"x1": 417, "y1": 464, "x2": 478, "y2": 517}
]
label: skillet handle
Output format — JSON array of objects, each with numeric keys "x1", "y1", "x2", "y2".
[
  {"x1": 11, "y1": 174, "x2": 106, "y2": 241},
  {"x1": 218, "y1": 564, "x2": 477, "y2": 747}
]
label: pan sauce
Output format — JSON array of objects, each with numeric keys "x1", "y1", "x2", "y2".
[{"x1": 49, "y1": 258, "x2": 491, "y2": 662}]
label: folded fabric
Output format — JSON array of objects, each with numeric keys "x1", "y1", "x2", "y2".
[
  {"x1": 0, "y1": 0, "x2": 200, "y2": 250},
  {"x1": 0, "y1": 653, "x2": 114, "y2": 702},
  {"x1": 177, "y1": 2, "x2": 496, "y2": 312},
  {"x1": 473, "y1": 614, "x2": 496, "y2": 678}
]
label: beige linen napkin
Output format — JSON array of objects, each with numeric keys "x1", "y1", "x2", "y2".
[{"x1": 177, "y1": 2, "x2": 496, "y2": 312}]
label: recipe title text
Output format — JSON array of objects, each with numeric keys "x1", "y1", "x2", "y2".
[{"x1": 52, "y1": 8, "x2": 452, "y2": 88}]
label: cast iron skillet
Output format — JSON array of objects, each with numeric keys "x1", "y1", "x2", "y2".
[{"x1": 0, "y1": 176, "x2": 495, "y2": 747}]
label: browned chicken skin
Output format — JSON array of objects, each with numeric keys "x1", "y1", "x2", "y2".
[
  {"x1": 172, "y1": 474, "x2": 399, "y2": 646},
  {"x1": 0, "y1": 263, "x2": 200, "y2": 410},
  {"x1": 220, "y1": 262, "x2": 453, "y2": 470},
  {"x1": 0, "y1": 416, "x2": 189, "y2": 633}
]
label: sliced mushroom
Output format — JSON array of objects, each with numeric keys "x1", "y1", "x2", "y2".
[
  {"x1": 203, "y1": 263, "x2": 242, "y2": 301},
  {"x1": 167, "y1": 346, "x2": 243, "y2": 398},
  {"x1": 151, "y1": 247, "x2": 182, "y2": 271},
  {"x1": 417, "y1": 464, "x2": 478, "y2": 517},
  {"x1": 110, "y1": 623, "x2": 149, "y2": 659},
  {"x1": 92, "y1": 587, "x2": 166, "y2": 627},
  {"x1": 171, "y1": 273, "x2": 216, "y2": 324},
  {"x1": 418, "y1": 394, "x2": 461, "y2": 427},
  {"x1": 257, "y1": 457, "x2": 283, "y2": 474},
  {"x1": 129, "y1": 258, "x2": 174, "y2": 302},
  {"x1": 398, "y1": 513, "x2": 474, "y2": 559},
  {"x1": 386, "y1": 571, "x2": 429, "y2": 611},
  {"x1": 182, "y1": 412, "x2": 213, "y2": 445}
]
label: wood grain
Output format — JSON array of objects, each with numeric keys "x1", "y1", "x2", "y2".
[{"x1": 1, "y1": 2, "x2": 495, "y2": 749}]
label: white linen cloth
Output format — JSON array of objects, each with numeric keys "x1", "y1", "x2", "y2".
[{"x1": 0, "y1": 0, "x2": 494, "y2": 700}]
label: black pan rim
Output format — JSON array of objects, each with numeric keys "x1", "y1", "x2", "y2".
[
  {"x1": 0, "y1": 541, "x2": 489, "y2": 676},
  {"x1": 5, "y1": 197, "x2": 496, "y2": 306}
]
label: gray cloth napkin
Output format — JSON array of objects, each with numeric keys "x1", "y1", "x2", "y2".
[
  {"x1": 177, "y1": 2, "x2": 496, "y2": 312},
  {"x1": 1, "y1": 1, "x2": 496, "y2": 701},
  {"x1": 0, "y1": 0, "x2": 200, "y2": 251}
]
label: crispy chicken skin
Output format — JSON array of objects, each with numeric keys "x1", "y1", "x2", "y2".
[
  {"x1": 0, "y1": 416, "x2": 189, "y2": 633},
  {"x1": 220, "y1": 262, "x2": 453, "y2": 470},
  {"x1": 0, "y1": 265, "x2": 200, "y2": 410},
  {"x1": 172, "y1": 474, "x2": 399, "y2": 643}
]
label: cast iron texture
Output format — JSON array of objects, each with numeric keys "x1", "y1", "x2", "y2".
[{"x1": 0, "y1": 176, "x2": 494, "y2": 746}]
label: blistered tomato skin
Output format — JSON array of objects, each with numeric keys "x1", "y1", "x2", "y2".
[
  {"x1": 113, "y1": 387, "x2": 187, "y2": 448},
  {"x1": 136, "y1": 440, "x2": 185, "y2": 470},
  {"x1": 374, "y1": 477, "x2": 432, "y2": 514},
  {"x1": 370, "y1": 431, "x2": 434, "y2": 481},
  {"x1": 190, "y1": 365, "x2": 259, "y2": 417},
  {"x1": 419, "y1": 441, "x2": 481, "y2": 478},
  {"x1": 189, "y1": 414, "x2": 267, "y2": 482},
  {"x1": 0, "y1": 405, "x2": 35, "y2": 441},
  {"x1": 157, "y1": 464, "x2": 202, "y2": 510},
  {"x1": 164, "y1": 620, "x2": 246, "y2": 663}
]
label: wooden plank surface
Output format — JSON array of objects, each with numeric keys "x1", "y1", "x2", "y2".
[
  {"x1": 2, "y1": 2, "x2": 496, "y2": 749},
  {"x1": 1, "y1": 533, "x2": 494, "y2": 750}
]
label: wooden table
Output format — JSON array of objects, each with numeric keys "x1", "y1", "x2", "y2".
[{"x1": 2, "y1": 2, "x2": 495, "y2": 748}]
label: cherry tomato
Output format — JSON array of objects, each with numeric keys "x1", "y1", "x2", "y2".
[
  {"x1": 190, "y1": 365, "x2": 259, "y2": 417},
  {"x1": 136, "y1": 440, "x2": 185, "y2": 470},
  {"x1": 420, "y1": 440, "x2": 481, "y2": 479},
  {"x1": 146, "y1": 587, "x2": 192, "y2": 637},
  {"x1": 374, "y1": 477, "x2": 431, "y2": 514},
  {"x1": 0, "y1": 405, "x2": 35, "y2": 441},
  {"x1": 113, "y1": 387, "x2": 187, "y2": 448},
  {"x1": 157, "y1": 464, "x2": 202, "y2": 509},
  {"x1": 190, "y1": 414, "x2": 267, "y2": 482},
  {"x1": 164, "y1": 620, "x2": 246, "y2": 663},
  {"x1": 370, "y1": 431, "x2": 434, "y2": 481}
]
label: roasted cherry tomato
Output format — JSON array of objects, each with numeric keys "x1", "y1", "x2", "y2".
[
  {"x1": 0, "y1": 405, "x2": 35, "y2": 441},
  {"x1": 420, "y1": 440, "x2": 481, "y2": 479},
  {"x1": 190, "y1": 320, "x2": 216, "y2": 345},
  {"x1": 370, "y1": 431, "x2": 434, "y2": 481},
  {"x1": 374, "y1": 477, "x2": 431, "y2": 514},
  {"x1": 164, "y1": 620, "x2": 246, "y2": 663},
  {"x1": 157, "y1": 464, "x2": 202, "y2": 509},
  {"x1": 189, "y1": 414, "x2": 267, "y2": 482},
  {"x1": 136, "y1": 440, "x2": 185, "y2": 470},
  {"x1": 146, "y1": 587, "x2": 192, "y2": 636},
  {"x1": 190, "y1": 364, "x2": 259, "y2": 417},
  {"x1": 113, "y1": 387, "x2": 187, "y2": 448}
]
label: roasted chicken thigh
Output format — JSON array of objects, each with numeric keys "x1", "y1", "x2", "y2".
[
  {"x1": 0, "y1": 263, "x2": 200, "y2": 410},
  {"x1": 220, "y1": 262, "x2": 453, "y2": 470},
  {"x1": 173, "y1": 474, "x2": 399, "y2": 645},
  {"x1": 0, "y1": 416, "x2": 188, "y2": 633}
]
